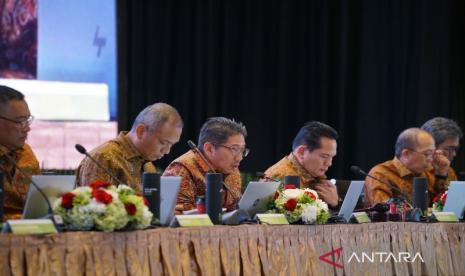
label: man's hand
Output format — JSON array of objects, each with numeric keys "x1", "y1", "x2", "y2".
[
  {"x1": 314, "y1": 180, "x2": 339, "y2": 207},
  {"x1": 433, "y1": 150, "x2": 450, "y2": 176}
]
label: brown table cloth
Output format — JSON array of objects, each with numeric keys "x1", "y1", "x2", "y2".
[{"x1": 0, "y1": 223, "x2": 464, "y2": 275}]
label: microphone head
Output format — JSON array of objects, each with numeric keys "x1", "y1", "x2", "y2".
[
  {"x1": 75, "y1": 144, "x2": 87, "y2": 154},
  {"x1": 255, "y1": 172, "x2": 265, "y2": 178},
  {"x1": 350, "y1": 165, "x2": 361, "y2": 174},
  {"x1": 187, "y1": 140, "x2": 197, "y2": 150}
]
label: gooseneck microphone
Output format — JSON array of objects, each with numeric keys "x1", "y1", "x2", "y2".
[
  {"x1": 75, "y1": 144, "x2": 124, "y2": 186},
  {"x1": 355, "y1": 202, "x2": 390, "y2": 213},
  {"x1": 350, "y1": 165, "x2": 411, "y2": 204},
  {"x1": 256, "y1": 172, "x2": 280, "y2": 183},
  {"x1": 2, "y1": 151, "x2": 61, "y2": 228}
]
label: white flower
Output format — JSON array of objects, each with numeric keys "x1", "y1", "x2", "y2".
[
  {"x1": 301, "y1": 204, "x2": 317, "y2": 224},
  {"x1": 80, "y1": 199, "x2": 107, "y2": 214},
  {"x1": 283, "y1": 189, "x2": 303, "y2": 199},
  {"x1": 314, "y1": 199, "x2": 328, "y2": 211},
  {"x1": 73, "y1": 186, "x2": 91, "y2": 194}
]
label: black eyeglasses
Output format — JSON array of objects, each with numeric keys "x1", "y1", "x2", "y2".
[
  {"x1": 215, "y1": 144, "x2": 250, "y2": 157},
  {"x1": 441, "y1": 146, "x2": 460, "y2": 154},
  {"x1": 0, "y1": 115, "x2": 34, "y2": 128}
]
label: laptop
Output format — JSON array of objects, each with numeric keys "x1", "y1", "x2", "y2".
[
  {"x1": 443, "y1": 181, "x2": 465, "y2": 219},
  {"x1": 238, "y1": 181, "x2": 281, "y2": 218},
  {"x1": 160, "y1": 176, "x2": 182, "y2": 225},
  {"x1": 337, "y1": 180, "x2": 365, "y2": 222},
  {"x1": 22, "y1": 175, "x2": 76, "y2": 219}
]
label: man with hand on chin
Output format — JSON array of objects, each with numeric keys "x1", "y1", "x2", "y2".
[
  {"x1": 421, "y1": 117, "x2": 462, "y2": 182},
  {"x1": 262, "y1": 121, "x2": 340, "y2": 209},
  {"x1": 0, "y1": 85, "x2": 40, "y2": 220},
  {"x1": 163, "y1": 117, "x2": 247, "y2": 212}
]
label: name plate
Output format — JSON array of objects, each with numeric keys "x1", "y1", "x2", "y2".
[
  {"x1": 351, "y1": 212, "x2": 371, "y2": 223},
  {"x1": 174, "y1": 214, "x2": 214, "y2": 227},
  {"x1": 4, "y1": 219, "x2": 57, "y2": 234},
  {"x1": 256, "y1": 213, "x2": 289, "y2": 225},
  {"x1": 432, "y1": 212, "x2": 459, "y2": 222}
]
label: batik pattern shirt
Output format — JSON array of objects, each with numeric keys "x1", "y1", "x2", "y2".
[
  {"x1": 163, "y1": 150, "x2": 242, "y2": 211},
  {"x1": 0, "y1": 144, "x2": 40, "y2": 221},
  {"x1": 263, "y1": 153, "x2": 326, "y2": 188},
  {"x1": 364, "y1": 157, "x2": 451, "y2": 207},
  {"x1": 76, "y1": 132, "x2": 156, "y2": 192}
]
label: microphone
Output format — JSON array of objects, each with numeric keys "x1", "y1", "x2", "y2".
[
  {"x1": 75, "y1": 144, "x2": 124, "y2": 186},
  {"x1": 2, "y1": 152, "x2": 61, "y2": 228},
  {"x1": 354, "y1": 202, "x2": 390, "y2": 213},
  {"x1": 256, "y1": 172, "x2": 280, "y2": 183},
  {"x1": 350, "y1": 165, "x2": 411, "y2": 204}
]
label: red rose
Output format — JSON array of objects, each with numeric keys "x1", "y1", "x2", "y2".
[
  {"x1": 284, "y1": 184, "x2": 296, "y2": 190},
  {"x1": 61, "y1": 192, "x2": 76, "y2": 209},
  {"x1": 125, "y1": 203, "x2": 137, "y2": 216},
  {"x1": 89, "y1": 180, "x2": 112, "y2": 190},
  {"x1": 432, "y1": 194, "x2": 441, "y2": 203},
  {"x1": 304, "y1": 191, "x2": 317, "y2": 200},
  {"x1": 92, "y1": 189, "x2": 113, "y2": 204},
  {"x1": 284, "y1": 198, "x2": 298, "y2": 211},
  {"x1": 440, "y1": 193, "x2": 447, "y2": 203},
  {"x1": 273, "y1": 191, "x2": 280, "y2": 200}
]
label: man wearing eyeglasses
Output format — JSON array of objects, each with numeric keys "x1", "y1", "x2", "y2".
[
  {"x1": 364, "y1": 128, "x2": 450, "y2": 207},
  {"x1": 421, "y1": 117, "x2": 463, "y2": 182},
  {"x1": 163, "y1": 117, "x2": 247, "y2": 212},
  {"x1": 76, "y1": 103, "x2": 183, "y2": 192},
  {"x1": 0, "y1": 85, "x2": 39, "y2": 220},
  {"x1": 262, "y1": 121, "x2": 340, "y2": 209}
]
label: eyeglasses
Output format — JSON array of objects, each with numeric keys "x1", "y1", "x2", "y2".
[
  {"x1": 441, "y1": 146, "x2": 460, "y2": 155},
  {"x1": 0, "y1": 115, "x2": 34, "y2": 128},
  {"x1": 215, "y1": 144, "x2": 250, "y2": 157}
]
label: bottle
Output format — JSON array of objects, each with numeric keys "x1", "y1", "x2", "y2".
[{"x1": 196, "y1": 196, "x2": 206, "y2": 214}]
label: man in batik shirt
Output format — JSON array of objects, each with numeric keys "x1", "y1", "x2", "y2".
[
  {"x1": 76, "y1": 103, "x2": 183, "y2": 192},
  {"x1": 0, "y1": 85, "x2": 40, "y2": 221},
  {"x1": 364, "y1": 128, "x2": 451, "y2": 207},
  {"x1": 263, "y1": 121, "x2": 340, "y2": 209},
  {"x1": 163, "y1": 117, "x2": 247, "y2": 211}
]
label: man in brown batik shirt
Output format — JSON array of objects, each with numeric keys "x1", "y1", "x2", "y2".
[
  {"x1": 163, "y1": 117, "x2": 247, "y2": 212},
  {"x1": 76, "y1": 103, "x2": 183, "y2": 192},
  {"x1": 0, "y1": 85, "x2": 40, "y2": 221},
  {"x1": 263, "y1": 121, "x2": 340, "y2": 209}
]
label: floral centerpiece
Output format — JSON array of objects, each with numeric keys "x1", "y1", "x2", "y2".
[
  {"x1": 432, "y1": 191, "x2": 448, "y2": 212},
  {"x1": 53, "y1": 180, "x2": 153, "y2": 231},
  {"x1": 268, "y1": 184, "x2": 330, "y2": 224}
]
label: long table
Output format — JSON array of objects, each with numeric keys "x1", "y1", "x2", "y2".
[{"x1": 0, "y1": 222, "x2": 464, "y2": 275}]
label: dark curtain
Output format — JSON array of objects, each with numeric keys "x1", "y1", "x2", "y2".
[{"x1": 117, "y1": 0, "x2": 465, "y2": 179}]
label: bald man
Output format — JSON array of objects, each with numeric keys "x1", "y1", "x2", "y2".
[
  {"x1": 76, "y1": 103, "x2": 183, "y2": 192},
  {"x1": 364, "y1": 128, "x2": 450, "y2": 207}
]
